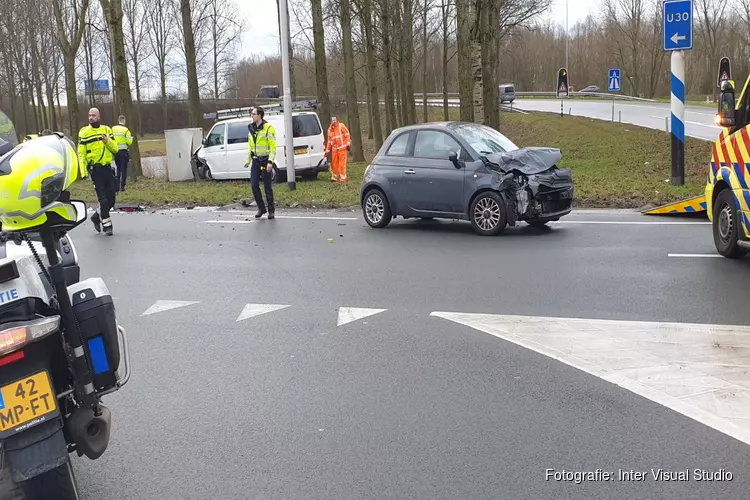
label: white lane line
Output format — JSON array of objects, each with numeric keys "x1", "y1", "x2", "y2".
[
  {"x1": 431, "y1": 311, "x2": 750, "y2": 447},
  {"x1": 207, "y1": 218, "x2": 708, "y2": 226},
  {"x1": 551, "y1": 220, "x2": 710, "y2": 225},
  {"x1": 668, "y1": 253, "x2": 723, "y2": 258},
  {"x1": 267, "y1": 215, "x2": 359, "y2": 220},
  {"x1": 205, "y1": 220, "x2": 252, "y2": 224},
  {"x1": 686, "y1": 120, "x2": 721, "y2": 129}
]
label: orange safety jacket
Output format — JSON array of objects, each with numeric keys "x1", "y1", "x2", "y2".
[{"x1": 324, "y1": 122, "x2": 351, "y2": 154}]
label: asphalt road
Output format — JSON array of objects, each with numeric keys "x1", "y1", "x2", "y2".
[
  {"x1": 52, "y1": 207, "x2": 750, "y2": 499},
  {"x1": 425, "y1": 98, "x2": 722, "y2": 142}
]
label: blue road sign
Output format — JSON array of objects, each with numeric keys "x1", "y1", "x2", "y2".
[
  {"x1": 663, "y1": 0, "x2": 693, "y2": 51},
  {"x1": 608, "y1": 69, "x2": 621, "y2": 92},
  {"x1": 84, "y1": 79, "x2": 110, "y2": 93}
]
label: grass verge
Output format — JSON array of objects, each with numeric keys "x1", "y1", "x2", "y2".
[{"x1": 72, "y1": 107, "x2": 712, "y2": 210}]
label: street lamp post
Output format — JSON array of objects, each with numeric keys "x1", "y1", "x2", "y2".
[{"x1": 279, "y1": 0, "x2": 295, "y2": 190}]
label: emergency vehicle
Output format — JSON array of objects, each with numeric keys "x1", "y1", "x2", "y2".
[{"x1": 708, "y1": 67, "x2": 750, "y2": 258}]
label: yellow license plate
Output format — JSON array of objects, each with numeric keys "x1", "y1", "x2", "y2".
[
  {"x1": 294, "y1": 148, "x2": 308, "y2": 155},
  {"x1": 0, "y1": 371, "x2": 58, "y2": 436}
]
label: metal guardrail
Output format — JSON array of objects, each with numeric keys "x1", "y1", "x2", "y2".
[{"x1": 412, "y1": 91, "x2": 657, "y2": 102}]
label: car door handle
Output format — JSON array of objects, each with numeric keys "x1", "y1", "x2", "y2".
[{"x1": 404, "y1": 169, "x2": 416, "y2": 175}]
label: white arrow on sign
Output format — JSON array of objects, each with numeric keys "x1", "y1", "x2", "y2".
[{"x1": 670, "y1": 33, "x2": 687, "y2": 44}]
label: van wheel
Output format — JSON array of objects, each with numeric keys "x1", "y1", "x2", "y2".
[
  {"x1": 363, "y1": 188, "x2": 392, "y2": 228},
  {"x1": 713, "y1": 188, "x2": 747, "y2": 258},
  {"x1": 470, "y1": 192, "x2": 507, "y2": 236}
]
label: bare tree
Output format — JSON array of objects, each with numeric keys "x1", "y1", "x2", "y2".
[
  {"x1": 206, "y1": 0, "x2": 242, "y2": 99},
  {"x1": 99, "y1": 0, "x2": 143, "y2": 176},
  {"x1": 180, "y1": 0, "x2": 202, "y2": 127},
  {"x1": 311, "y1": 0, "x2": 332, "y2": 128},
  {"x1": 53, "y1": 0, "x2": 89, "y2": 133},
  {"x1": 361, "y1": 0, "x2": 383, "y2": 147},
  {"x1": 695, "y1": 0, "x2": 728, "y2": 93},
  {"x1": 146, "y1": 0, "x2": 175, "y2": 130},
  {"x1": 340, "y1": 0, "x2": 364, "y2": 161},
  {"x1": 123, "y1": 0, "x2": 151, "y2": 136}
]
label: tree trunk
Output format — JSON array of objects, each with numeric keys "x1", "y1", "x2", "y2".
[
  {"x1": 441, "y1": 0, "x2": 449, "y2": 120},
  {"x1": 363, "y1": 0, "x2": 383, "y2": 148},
  {"x1": 311, "y1": 0, "x2": 331, "y2": 129},
  {"x1": 455, "y1": 0, "x2": 473, "y2": 121},
  {"x1": 161, "y1": 69, "x2": 168, "y2": 132},
  {"x1": 212, "y1": 0, "x2": 219, "y2": 99},
  {"x1": 470, "y1": 39, "x2": 483, "y2": 123},
  {"x1": 402, "y1": 0, "x2": 416, "y2": 124},
  {"x1": 340, "y1": 0, "x2": 364, "y2": 162},
  {"x1": 380, "y1": 0, "x2": 396, "y2": 134},
  {"x1": 133, "y1": 59, "x2": 143, "y2": 138},
  {"x1": 422, "y1": 0, "x2": 429, "y2": 123},
  {"x1": 100, "y1": 0, "x2": 143, "y2": 176},
  {"x1": 180, "y1": 0, "x2": 201, "y2": 128},
  {"x1": 394, "y1": 1, "x2": 409, "y2": 126},
  {"x1": 481, "y1": 0, "x2": 499, "y2": 129}
]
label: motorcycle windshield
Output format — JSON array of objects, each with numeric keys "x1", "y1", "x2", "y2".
[{"x1": 0, "y1": 109, "x2": 18, "y2": 156}]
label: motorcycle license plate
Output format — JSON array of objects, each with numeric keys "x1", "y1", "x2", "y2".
[{"x1": 0, "y1": 371, "x2": 58, "y2": 437}]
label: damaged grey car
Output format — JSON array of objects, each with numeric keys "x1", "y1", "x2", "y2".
[{"x1": 360, "y1": 121, "x2": 574, "y2": 236}]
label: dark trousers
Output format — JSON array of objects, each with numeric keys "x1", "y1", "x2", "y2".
[
  {"x1": 90, "y1": 165, "x2": 116, "y2": 219},
  {"x1": 250, "y1": 158, "x2": 274, "y2": 213},
  {"x1": 114, "y1": 150, "x2": 129, "y2": 191}
]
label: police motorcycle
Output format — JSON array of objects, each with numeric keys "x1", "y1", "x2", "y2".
[{"x1": 0, "y1": 114, "x2": 130, "y2": 499}]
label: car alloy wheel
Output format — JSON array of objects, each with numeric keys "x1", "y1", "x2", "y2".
[
  {"x1": 474, "y1": 197, "x2": 502, "y2": 231},
  {"x1": 365, "y1": 192, "x2": 385, "y2": 224}
]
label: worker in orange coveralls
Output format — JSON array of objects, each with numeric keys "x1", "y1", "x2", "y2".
[{"x1": 324, "y1": 116, "x2": 351, "y2": 182}]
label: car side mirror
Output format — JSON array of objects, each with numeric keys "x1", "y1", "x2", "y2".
[
  {"x1": 449, "y1": 152, "x2": 462, "y2": 169},
  {"x1": 717, "y1": 81, "x2": 736, "y2": 128}
]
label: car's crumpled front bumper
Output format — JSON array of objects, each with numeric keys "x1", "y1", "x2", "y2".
[{"x1": 482, "y1": 148, "x2": 574, "y2": 224}]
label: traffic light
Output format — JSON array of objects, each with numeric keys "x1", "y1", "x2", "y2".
[{"x1": 557, "y1": 68, "x2": 569, "y2": 98}]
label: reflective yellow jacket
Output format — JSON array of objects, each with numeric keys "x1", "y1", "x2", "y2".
[
  {"x1": 77, "y1": 124, "x2": 119, "y2": 168},
  {"x1": 247, "y1": 121, "x2": 276, "y2": 164},
  {"x1": 112, "y1": 124, "x2": 133, "y2": 150}
]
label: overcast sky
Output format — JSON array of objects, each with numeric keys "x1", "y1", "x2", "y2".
[{"x1": 240, "y1": 0, "x2": 601, "y2": 59}]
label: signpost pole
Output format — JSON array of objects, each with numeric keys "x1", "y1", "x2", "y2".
[
  {"x1": 671, "y1": 50, "x2": 685, "y2": 186},
  {"x1": 663, "y1": 0, "x2": 692, "y2": 186}
]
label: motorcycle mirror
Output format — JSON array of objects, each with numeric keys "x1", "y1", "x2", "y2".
[{"x1": 71, "y1": 200, "x2": 88, "y2": 225}]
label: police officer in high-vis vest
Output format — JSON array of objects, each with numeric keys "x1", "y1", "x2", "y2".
[
  {"x1": 243, "y1": 106, "x2": 276, "y2": 219},
  {"x1": 112, "y1": 115, "x2": 133, "y2": 192},
  {"x1": 78, "y1": 107, "x2": 119, "y2": 235}
]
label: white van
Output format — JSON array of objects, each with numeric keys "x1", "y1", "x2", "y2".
[{"x1": 195, "y1": 111, "x2": 329, "y2": 181}]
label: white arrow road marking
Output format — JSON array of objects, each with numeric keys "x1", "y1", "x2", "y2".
[
  {"x1": 430, "y1": 311, "x2": 750, "y2": 446},
  {"x1": 236, "y1": 303, "x2": 291, "y2": 322},
  {"x1": 142, "y1": 300, "x2": 199, "y2": 316},
  {"x1": 337, "y1": 307, "x2": 387, "y2": 327}
]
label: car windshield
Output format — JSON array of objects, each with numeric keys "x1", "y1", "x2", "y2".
[{"x1": 451, "y1": 123, "x2": 518, "y2": 155}]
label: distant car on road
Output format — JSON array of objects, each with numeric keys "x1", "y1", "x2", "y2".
[
  {"x1": 499, "y1": 84, "x2": 516, "y2": 103},
  {"x1": 360, "y1": 122, "x2": 574, "y2": 236},
  {"x1": 579, "y1": 85, "x2": 600, "y2": 93}
]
